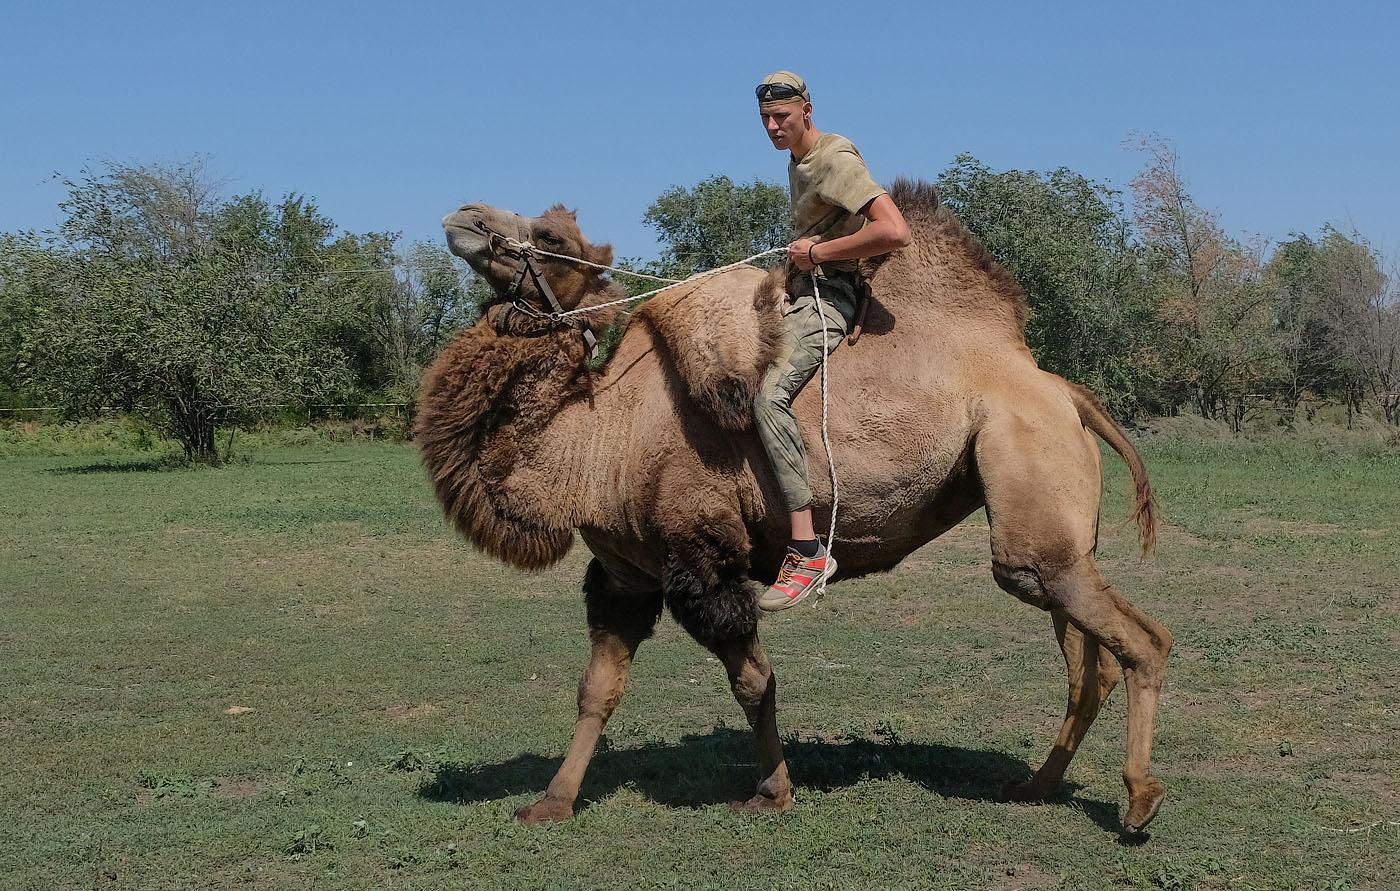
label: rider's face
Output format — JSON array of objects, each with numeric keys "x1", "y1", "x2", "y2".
[{"x1": 761, "y1": 101, "x2": 810, "y2": 151}]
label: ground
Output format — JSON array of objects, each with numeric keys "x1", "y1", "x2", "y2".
[{"x1": 1, "y1": 431, "x2": 1396, "y2": 890}]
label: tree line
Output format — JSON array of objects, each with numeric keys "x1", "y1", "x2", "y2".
[{"x1": 1, "y1": 140, "x2": 1396, "y2": 463}]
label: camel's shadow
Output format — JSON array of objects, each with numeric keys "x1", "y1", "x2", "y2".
[{"x1": 419, "y1": 728, "x2": 1122, "y2": 833}]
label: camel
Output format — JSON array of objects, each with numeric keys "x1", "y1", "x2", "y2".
[{"x1": 419, "y1": 180, "x2": 1173, "y2": 835}]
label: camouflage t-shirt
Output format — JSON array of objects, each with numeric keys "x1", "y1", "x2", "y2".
[{"x1": 788, "y1": 132, "x2": 887, "y2": 274}]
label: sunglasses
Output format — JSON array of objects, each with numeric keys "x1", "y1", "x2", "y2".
[{"x1": 755, "y1": 82, "x2": 806, "y2": 103}]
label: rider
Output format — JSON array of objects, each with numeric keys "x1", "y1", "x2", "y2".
[{"x1": 753, "y1": 71, "x2": 911, "y2": 612}]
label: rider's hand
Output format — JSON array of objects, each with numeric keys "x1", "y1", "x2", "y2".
[{"x1": 789, "y1": 238, "x2": 818, "y2": 271}]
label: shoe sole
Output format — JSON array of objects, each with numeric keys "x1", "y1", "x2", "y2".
[{"x1": 759, "y1": 556, "x2": 838, "y2": 612}]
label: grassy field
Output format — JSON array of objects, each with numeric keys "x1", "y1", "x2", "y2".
[{"x1": 2, "y1": 429, "x2": 1397, "y2": 890}]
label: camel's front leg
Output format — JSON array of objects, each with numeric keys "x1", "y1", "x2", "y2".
[
  {"x1": 709, "y1": 633, "x2": 794, "y2": 813},
  {"x1": 656, "y1": 505, "x2": 788, "y2": 812},
  {"x1": 516, "y1": 562, "x2": 660, "y2": 824}
]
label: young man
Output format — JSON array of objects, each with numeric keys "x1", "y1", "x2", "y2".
[{"x1": 753, "y1": 70, "x2": 911, "y2": 612}]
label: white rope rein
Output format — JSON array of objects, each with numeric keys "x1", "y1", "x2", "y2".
[
  {"x1": 491, "y1": 232, "x2": 787, "y2": 318},
  {"x1": 499, "y1": 236, "x2": 688, "y2": 283},
  {"x1": 810, "y1": 273, "x2": 839, "y2": 597},
  {"x1": 501, "y1": 234, "x2": 840, "y2": 583}
]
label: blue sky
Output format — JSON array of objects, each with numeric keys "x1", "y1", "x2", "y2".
[{"x1": 2, "y1": 1, "x2": 1396, "y2": 260}]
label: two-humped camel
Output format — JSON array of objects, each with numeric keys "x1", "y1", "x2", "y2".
[{"x1": 419, "y1": 180, "x2": 1172, "y2": 834}]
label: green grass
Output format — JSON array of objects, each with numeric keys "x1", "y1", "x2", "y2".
[{"x1": 2, "y1": 433, "x2": 1397, "y2": 890}]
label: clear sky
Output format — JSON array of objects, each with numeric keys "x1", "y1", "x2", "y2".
[{"x1": 2, "y1": 1, "x2": 1396, "y2": 260}]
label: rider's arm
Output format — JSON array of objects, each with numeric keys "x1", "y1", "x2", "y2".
[{"x1": 810, "y1": 194, "x2": 910, "y2": 264}]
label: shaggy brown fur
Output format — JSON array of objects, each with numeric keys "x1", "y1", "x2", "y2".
[{"x1": 424, "y1": 189, "x2": 1171, "y2": 836}]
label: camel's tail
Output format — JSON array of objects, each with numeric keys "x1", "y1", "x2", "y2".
[{"x1": 1062, "y1": 379, "x2": 1158, "y2": 557}]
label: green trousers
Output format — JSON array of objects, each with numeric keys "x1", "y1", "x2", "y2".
[{"x1": 753, "y1": 271, "x2": 861, "y2": 512}]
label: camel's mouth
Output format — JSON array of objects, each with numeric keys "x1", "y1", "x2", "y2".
[
  {"x1": 443, "y1": 228, "x2": 486, "y2": 266},
  {"x1": 443, "y1": 204, "x2": 526, "y2": 270},
  {"x1": 443, "y1": 212, "x2": 492, "y2": 267}
]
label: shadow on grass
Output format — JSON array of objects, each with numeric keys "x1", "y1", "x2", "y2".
[
  {"x1": 420, "y1": 728, "x2": 1122, "y2": 833},
  {"x1": 46, "y1": 457, "x2": 174, "y2": 475}
]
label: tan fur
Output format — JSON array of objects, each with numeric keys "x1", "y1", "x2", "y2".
[
  {"x1": 631, "y1": 266, "x2": 786, "y2": 430},
  {"x1": 426, "y1": 189, "x2": 1173, "y2": 834}
]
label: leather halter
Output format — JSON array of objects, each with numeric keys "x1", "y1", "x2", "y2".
[{"x1": 472, "y1": 220, "x2": 600, "y2": 362}]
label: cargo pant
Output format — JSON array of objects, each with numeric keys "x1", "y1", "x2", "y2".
[{"x1": 753, "y1": 270, "x2": 861, "y2": 512}]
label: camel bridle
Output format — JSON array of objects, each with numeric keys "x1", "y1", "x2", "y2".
[{"x1": 471, "y1": 218, "x2": 600, "y2": 361}]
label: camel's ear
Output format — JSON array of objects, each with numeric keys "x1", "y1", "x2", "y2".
[{"x1": 588, "y1": 242, "x2": 614, "y2": 269}]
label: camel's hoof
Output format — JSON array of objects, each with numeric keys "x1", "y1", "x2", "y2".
[
  {"x1": 728, "y1": 792, "x2": 794, "y2": 815},
  {"x1": 1121, "y1": 780, "x2": 1166, "y2": 835},
  {"x1": 514, "y1": 796, "x2": 574, "y2": 824},
  {"x1": 1001, "y1": 777, "x2": 1058, "y2": 803}
]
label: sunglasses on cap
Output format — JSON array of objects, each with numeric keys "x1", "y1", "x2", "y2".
[{"x1": 755, "y1": 82, "x2": 807, "y2": 103}]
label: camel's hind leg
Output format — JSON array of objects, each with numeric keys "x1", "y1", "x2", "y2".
[
  {"x1": 1042, "y1": 559, "x2": 1172, "y2": 833},
  {"x1": 978, "y1": 398, "x2": 1172, "y2": 834},
  {"x1": 515, "y1": 559, "x2": 662, "y2": 824},
  {"x1": 1003, "y1": 610, "x2": 1121, "y2": 801}
]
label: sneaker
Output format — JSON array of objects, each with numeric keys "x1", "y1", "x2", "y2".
[{"x1": 759, "y1": 545, "x2": 838, "y2": 612}]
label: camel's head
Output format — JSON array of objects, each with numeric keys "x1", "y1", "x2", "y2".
[{"x1": 442, "y1": 202, "x2": 615, "y2": 313}]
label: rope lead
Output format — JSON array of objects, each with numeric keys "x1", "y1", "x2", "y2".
[{"x1": 811, "y1": 271, "x2": 839, "y2": 599}]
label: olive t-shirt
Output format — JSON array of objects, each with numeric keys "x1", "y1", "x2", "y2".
[{"x1": 788, "y1": 133, "x2": 887, "y2": 274}]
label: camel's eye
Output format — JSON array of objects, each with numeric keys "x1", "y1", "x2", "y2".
[{"x1": 536, "y1": 230, "x2": 563, "y2": 247}]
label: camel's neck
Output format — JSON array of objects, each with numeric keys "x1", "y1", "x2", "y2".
[{"x1": 416, "y1": 309, "x2": 605, "y2": 569}]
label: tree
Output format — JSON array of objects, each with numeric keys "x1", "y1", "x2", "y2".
[
  {"x1": 937, "y1": 153, "x2": 1162, "y2": 417},
  {"x1": 1269, "y1": 233, "x2": 1328, "y2": 421},
  {"x1": 0, "y1": 232, "x2": 44, "y2": 407},
  {"x1": 10, "y1": 160, "x2": 376, "y2": 463},
  {"x1": 1128, "y1": 135, "x2": 1279, "y2": 423},
  {"x1": 1270, "y1": 228, "x2": 1396, "y2": 425},
  {"x1": 365, "y1": 240, "x2": 483, "y2": 399},
  {"x1": 643, "y1": 175, "x2": 790, "y2": 278}
]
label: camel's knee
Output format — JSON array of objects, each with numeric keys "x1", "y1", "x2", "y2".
[
  {"x1": 1146, "y1": 619, "x2": 1174, "y2": 661},
  {"x1": 992, "y1": 562, "x2": 1053, "y2": 611},
  {"x1": 1043, "y1": 559, "x2": 1173, "y2": 682},
  {"x1": 575, "y1": 668, "x2": 624, "y2": 719},
  {"x1": 730, "y1": 662, "x2": 775, "y2": 712}
]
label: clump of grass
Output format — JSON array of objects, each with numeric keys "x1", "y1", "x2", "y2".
[{"x1": 0, "y1": 417, "x2": 161, "y2": 457}]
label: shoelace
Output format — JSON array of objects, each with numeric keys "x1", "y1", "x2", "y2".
[{"x1": 774, "y1": 551, "x2": 802, "y2": 588}]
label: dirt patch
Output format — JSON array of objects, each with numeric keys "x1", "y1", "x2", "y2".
[
  {"x1": 381, "y1": 703, "x2": 441, "y2": 720},
  {"x1": 1316, "y1": 770, "x2": 1399, "y2": 807},
  {"x1": 210, "y1": 777, "x2": 264, "y2": 800},
  {"x1": 998, "y1": 863, "x2": 1060, "y2": 890},
  {"x1": 1204, "y1": 564, "x2": 1253, "y2": 579}
]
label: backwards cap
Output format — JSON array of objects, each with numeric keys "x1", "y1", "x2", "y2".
[{"x1": 757, "y1": 70, "x2": 810, "y2": 110}]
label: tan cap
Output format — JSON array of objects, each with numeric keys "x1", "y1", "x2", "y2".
[{"x1": 757, "y1": 70, "x2": 810, "y2": 109}]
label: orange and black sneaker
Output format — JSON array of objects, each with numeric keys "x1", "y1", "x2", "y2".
[{"x1": 759, "y1": 544, "x2": 838, "y2": 612}]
